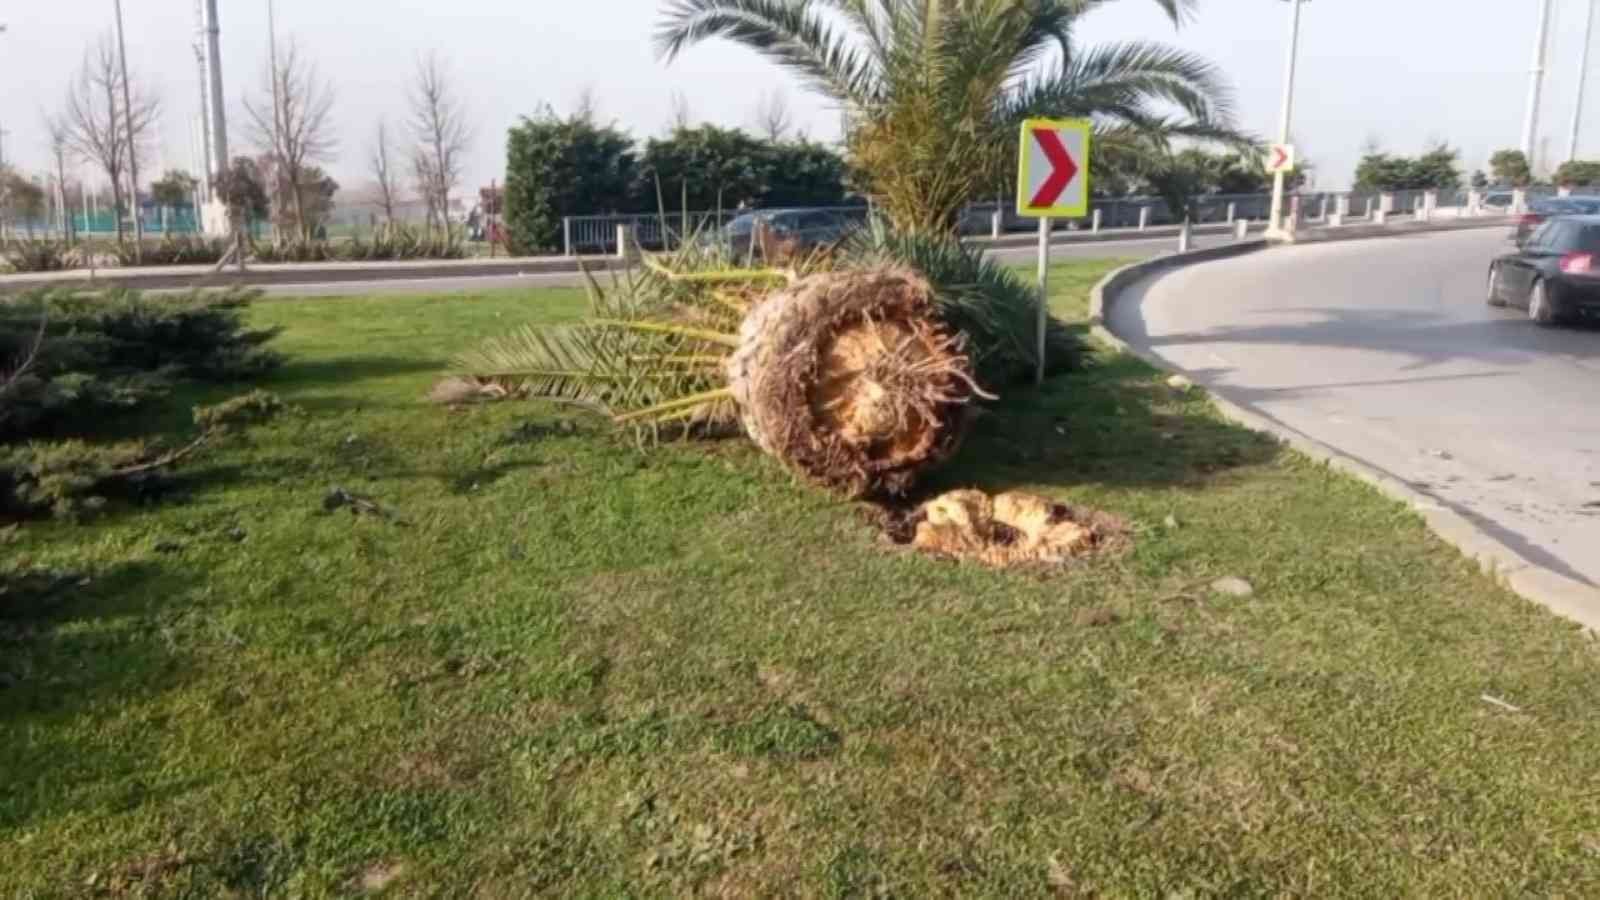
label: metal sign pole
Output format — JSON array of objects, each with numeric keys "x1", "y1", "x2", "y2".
[{"x1": 1036, "y1": 216, "x2": 1050, "y2": 386}]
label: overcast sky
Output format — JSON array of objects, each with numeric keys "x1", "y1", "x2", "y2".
[{"x1": 0, "y1": 1, "x2": 1590, "y2": 196}]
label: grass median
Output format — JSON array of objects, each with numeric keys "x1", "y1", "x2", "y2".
[{"x1": 4, "y1": 260, "x2": 1599, "y2": 895}]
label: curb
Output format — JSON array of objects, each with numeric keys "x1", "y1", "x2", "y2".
[{"x1": 1087, "y1": 225, "x2": 1600, "y2": 634}]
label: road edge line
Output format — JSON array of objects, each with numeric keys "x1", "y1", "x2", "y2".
[{"x1": 1087, "y1": 229, "x2": 1600, "y2": 634}]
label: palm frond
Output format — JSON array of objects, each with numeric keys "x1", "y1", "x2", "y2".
[
  {"x1": 1005, "y1": 40, "x2": 1236, "y2": 127},
  {"x1": 655, "y1": 0, "x2": 879, "y2": 105}
]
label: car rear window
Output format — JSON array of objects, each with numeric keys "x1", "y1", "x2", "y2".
[{"x1": 1578, "y1": 225, "x2": 1600, "y2": 252}]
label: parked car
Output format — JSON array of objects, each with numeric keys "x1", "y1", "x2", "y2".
[
  {"x1": 1513, "y1": 197, "x2": 1600, "y2": 244},
  {"x1": 1482, "y1": 191, "x2": 1515, "y2": 211},
  {"x1": 1488, "y1": 214, "x2": 1600, "y2": 325},
  {"x1": 723, "y1": 208, "x2": 864, "y2": 259}
]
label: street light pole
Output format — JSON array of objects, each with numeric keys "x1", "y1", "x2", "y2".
[
  {"x1": 1570, "y1": 0, "x2": 1597, "y2": 162},
  {"x1": 1524, "y1": 0, "x2": 1555, "y2": 165},
  {"x1": 1267, "y1": 0, "x2": 1304, "y2": 238}
]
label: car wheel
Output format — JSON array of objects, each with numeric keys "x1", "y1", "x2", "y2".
[
  {"x1": 1528, "y1": 279, "x2": 1559, "y2": 326},
  {"x1": 1486, "y1": 265, "x2": 1506, "y2": 307}
]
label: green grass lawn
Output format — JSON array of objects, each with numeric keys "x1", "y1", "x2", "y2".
[{"x1": 5, "y1": 261, "x2": 1600, "y2": 896}]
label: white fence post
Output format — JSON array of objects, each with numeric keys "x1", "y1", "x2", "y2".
[
  {"x1": 1137, "y1": 206, "x2": 1150, "y2": 231},
  {"x1": 1226, "y1": 201, "x2": 1237, "y2": 223},
  {"x1": 991, "y1": 210, "x2": 1002, "y2": 239},
  {"x1": 616, "y1": 224, "x2": 634, "y2": 261},
  {"x1": 1091, "y1": 208, "x2": 1102, "y2": 233},
  {"x1": 1177, "y1": 220, "x2": 1192, "y2": 252},
  {"x1": 563, "y1": 218, "x2": 574, "y2": 256},
  {"x1": 1234, "y1": 218, "x2": 1249, "y2": 241}
]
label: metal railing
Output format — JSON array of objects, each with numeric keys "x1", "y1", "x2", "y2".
[{"x1": 557, "y1": 188, "x2": 1505, "y2": 256}]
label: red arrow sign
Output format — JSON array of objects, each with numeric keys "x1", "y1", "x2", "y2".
[
  {"x1": 1030, "y1": 129, "x2": 1080, "y2": 208},
  {"x1": 1271, "y1": 147, "x2": 1288, "y2": 170}
]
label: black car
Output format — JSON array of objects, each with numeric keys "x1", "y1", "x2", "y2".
[
  {"x1": 1488, "y1": 214, "x2": 1600, "y2": 325},
  {"x1": 723, "y1": 208, "x2": 862, "y2": 257}
]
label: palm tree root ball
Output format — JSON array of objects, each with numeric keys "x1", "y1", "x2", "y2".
[{"x1": 726, "y1": 268, "x2": 989, "y2": 498}]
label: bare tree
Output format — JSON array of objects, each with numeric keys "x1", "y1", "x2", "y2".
[
  {"x1": 244, "y1": 38, "x2": 336, "y2": 241},
  {"x1": 63, "y1": 35, "x2": 159, "y2": 245},
  {"x1": 367, "y1": 118, "x2": 401, "y2": 225},
  {"x1": 408, "y1": 52, "x2": 470, "y2": 236},
  {"x1": 669, "y1": 91, "x2": 693, "y2": 132},
  {"x1": 574, "y1": 85, "x2": 600, "y2": 124},
  {"x1": 43, "y1": 113, "x2": 76, "y2": 242},
  {"x1": 411, "y1": 148, "x2": 439, "y2": 230},
  {"x1": 752, "y1": 89, "x2": 792, "y2": 142}
]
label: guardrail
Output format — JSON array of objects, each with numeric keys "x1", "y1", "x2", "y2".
[{"x1": 557, "y1": 189, "x2": 1499, "y2": 256}]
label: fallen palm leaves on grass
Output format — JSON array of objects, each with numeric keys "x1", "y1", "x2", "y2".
[{"x1": 438, "y1": 229, "x2": 1117, "y2": 565}]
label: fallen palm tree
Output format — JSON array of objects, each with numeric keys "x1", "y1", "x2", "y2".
[{"x1": 437, "y1": 228, "x2": 1078, "y2": 498}]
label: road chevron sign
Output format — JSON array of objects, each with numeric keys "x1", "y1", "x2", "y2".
[
  {"x1": 1017, "y1": 118, "x2": 1090, "y2": 218},
  {"x1": 1265, "y1": 143, "x2": 1297, "y2": 175}
]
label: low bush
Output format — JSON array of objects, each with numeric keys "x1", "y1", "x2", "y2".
[
  {"x1": 1, "y1": 390, "x2": 287, "y2": 519},
  {"x1": 0, "y1": 287, "x2": 282, "y2": 441},
  {"x1": 118, "y1": 235, "x2": 230, "y2": 266},
  {"x1": 1, "y1": 239, "x2": 72, "y2": 274},
  {"x1": 250, "y1": 224, "x2": 465, "y2": 264}
]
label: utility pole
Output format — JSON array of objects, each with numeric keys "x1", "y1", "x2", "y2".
[
  {"x1": 0, "y1": 24, "x2": 9, "y2": 242},
  {"x1": 267, "y1": 0, "x2": 284, "y2": 244},
  {"x1": 193, "y1": 1, "x2": 213, "y2": 204},
  {"x1": 113, "y1": 0, "x2": 145, "y2": 257},
  {"x1": 1571, "y1": 0, "x2": 1597, "y2": 162},
  {"x1": 201, "y1": 0, "x2": 230, "y2": 236},
  {"x1": 1267, "y1": 0, "x2": 1304, "y2": 238},
  {"x1": 1524, "y1": 0, "x2": 1555, "y2": 164}
]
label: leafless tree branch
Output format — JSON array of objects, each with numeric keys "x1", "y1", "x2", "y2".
[
  {"x1": 63, "y1": 34, "x2": 159, "y2": 245},
  {"x1": 753, "y1": 89, "x2": 792, "y2": 142},
  {"x1": 408, "y1": 52, "x2": 471, "y2": 236},
  {"x1": 243, "y1": 37, "x2": 336, "y2": 241},
  {"x1": 367, "y1": 118, "x2": 401, "y2": 224}
]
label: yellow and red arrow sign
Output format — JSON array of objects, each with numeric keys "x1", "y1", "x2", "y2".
[
  {"x1": 1265, "y1": 143, "x2": 1297, "y2": 175},
  {"x1": 1017, "y1": 119, "x2": 1091, "y2": 218}
]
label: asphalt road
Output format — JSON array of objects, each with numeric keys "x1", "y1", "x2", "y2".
[
  {"x1": 255, "y1": 231, "x2": 1238, "y2": 297},
  {"x1": 1109, "y1": 227, "x2": 1600, "y2": 588}
]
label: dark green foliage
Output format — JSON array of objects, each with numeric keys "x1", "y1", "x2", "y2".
[
  {"x1": 641, "y1": 125, "x2": 771, "y2": 210},
  {"x1": 150, "y1": 169, "x2": 199, "y2": 208},
  {"x1": 0, "y1": 288, "x2": 282, "y2": 441},
  {"x1": 215, "y1": 157, "x2": 272, "y2": 229},
  {"x1": 759, "y1": 140, "x2": 851, "y2": 207},
  {"x1": 1, "y1": 438, "x2": 157, "y2": 519},
  {"x1": 1490, "y1": 149, "x2": 1533, "y2": 187},
  {"x1": 502, "y1": 110, "x2": 853, "y2": 254},
  {"x1": 844, "y1": 223, "x2": 1080, "y2": 387},
  {"x1": 505, "y1": 109, "x2": 640, "y2": 254},
  {"x1": 192, "y1": 389, "x2": 286, "y2": 433},
  {"x1": 1354, "y1": 144, "x2": 1461, "y2": 191},
  {"x1": 1, "y1": 391, "x2": 286, "y2": 519},
  {"x1": 642, "y1": 127, "x2": 850, "y2": 211},
  {"x1": 1555, "y1": 159, "x2": 1600, "y2": 188}
]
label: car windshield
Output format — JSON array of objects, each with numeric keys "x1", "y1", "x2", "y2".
[{"x1": 724, "y1": 213, "x2": 762, "y2": 235}]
